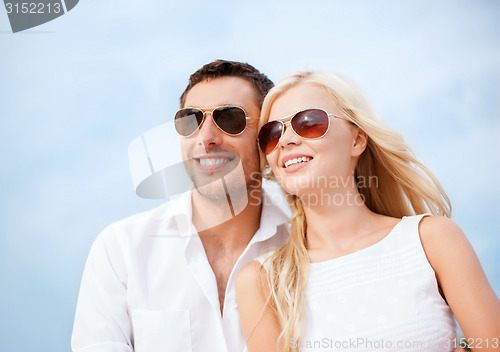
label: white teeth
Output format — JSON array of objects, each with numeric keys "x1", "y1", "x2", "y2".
[
  {"x1": 284, "y1": 156, "x2": 312, "y2": 168},
  {"x1": 199, "y1": 158, "x2": 230, "y2": 167}
]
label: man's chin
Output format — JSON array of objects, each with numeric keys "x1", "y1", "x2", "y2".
[
  {"x1": 193, "y1": 179, "x2": 247, "y2": 201},
  {"x1": 193, "y1": 183, "x2": 230, "y2": 202},
  {"x1": 193, "y1": 173, "x2": 257, "y2": 213}
]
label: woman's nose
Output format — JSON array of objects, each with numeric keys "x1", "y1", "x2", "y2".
[{"x1": 277, "y1": 122, "x2": 301, "y2": 149}]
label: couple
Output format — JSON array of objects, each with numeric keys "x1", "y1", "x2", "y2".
[{"x1": 72, "y1": 60, "x2": 499, "y2": 351}]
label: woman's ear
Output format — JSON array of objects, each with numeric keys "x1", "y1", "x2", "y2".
[{"x1": 351, "y1": 127, "x2": 368, "y2": 157}]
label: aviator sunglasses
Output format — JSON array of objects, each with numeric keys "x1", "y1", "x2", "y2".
[
  {"x1": 258, "y1": 108, "x2": 348, "y2": 154},
  {"x1": 174, "y1": 106, "x2": 258, "y2": 137}
]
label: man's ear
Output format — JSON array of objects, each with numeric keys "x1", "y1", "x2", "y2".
[{"x1": 351, "y1": 127, "x2": 368, "y2": 157}]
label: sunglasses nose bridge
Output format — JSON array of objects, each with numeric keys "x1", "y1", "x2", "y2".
[
  {"x1": 278, "y1": 120, "x2": 301, "y2": 148},
  {"x1": 195, "y1": 110, "x2": 224, "y2": 144},
  {"x1": 195, "y1": 110, "x2": 211, "y2": 129},
  {"x1": 275, "y1": 117, "x2": 291, "y2": 135},
  {"x1": 197, "y1": 109, "x2": 215, "y2": 130}
]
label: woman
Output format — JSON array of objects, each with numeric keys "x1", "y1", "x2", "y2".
[{"x1": 236, "y1": 71, "x2": 500, "y2": 352}]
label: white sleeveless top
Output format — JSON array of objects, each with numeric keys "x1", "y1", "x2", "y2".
[{"x1": 257, "y1": 214, "x2": 456, "y2": 352}]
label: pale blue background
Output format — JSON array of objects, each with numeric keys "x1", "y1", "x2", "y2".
[{"x1": 1, "y1": 1, "x2": 499, "y2": 351}]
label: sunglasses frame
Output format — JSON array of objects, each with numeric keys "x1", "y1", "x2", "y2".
[
  {"x1": 258, "y1": 108, "x2": 349, "y2": 154},
  {"x1": 174, "y1": 105, "x2": 260, "y2": 137}
]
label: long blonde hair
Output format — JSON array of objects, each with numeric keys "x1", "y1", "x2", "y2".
[{"x1": 258, "y1": 71, "x2": 451, "y2": 351}]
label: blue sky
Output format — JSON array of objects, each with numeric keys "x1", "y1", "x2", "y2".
[{"x1": 1, "y1": 1, "x2": 499, "y2": 351}]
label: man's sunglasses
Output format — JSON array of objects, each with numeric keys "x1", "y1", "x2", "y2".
[
  {"x1": 174, "y1": 106, "x2": 258, "y2": 137},
  {"x1": 258, "y1": 108, "x2": 348, "y2": 154}
]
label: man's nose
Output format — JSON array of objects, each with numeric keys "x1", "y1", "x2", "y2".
[{"x1": 196, "y1": 112, "x2": 223, "y2": 147}]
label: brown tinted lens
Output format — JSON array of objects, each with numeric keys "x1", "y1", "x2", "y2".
[
  {"x1": 213, "y1": 106, "x2": 247, "y2": 135},
  {"x1": 174, "y1": 108, "x2": 204, "y2": 136},
  {"x1": 291, "y1": 109, "x2": 329, "y2": 138},
  {"x1": 258, "y1": 121, "x2": 283, "y2": 154}
]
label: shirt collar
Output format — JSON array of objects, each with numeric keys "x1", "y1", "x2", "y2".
[
  {"x1": 251, "y1": 183, "x2": 291, "y2": 243},
  {"x1": 160, "y1": 182, "x2": 290, "y2": 240},
  {"x1": 161, "y1": 190, "x2": 196, "y2": 237}
]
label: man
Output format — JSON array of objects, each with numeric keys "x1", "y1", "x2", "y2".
[{"x1": 71, "y1": 60, "x2": 290, "y2": 352}]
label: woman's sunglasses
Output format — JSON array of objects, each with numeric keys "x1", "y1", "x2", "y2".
[
  {"x1": 174, "y1": 105, "x2": 258, "y2": 137},
  {"x1": 258, "y1": 108, "x2": 348, "y2": 154}
]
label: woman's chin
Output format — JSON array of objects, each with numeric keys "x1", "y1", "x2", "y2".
[{"x1": 282, "y1": 183, "x2": 315, "y2": 200}]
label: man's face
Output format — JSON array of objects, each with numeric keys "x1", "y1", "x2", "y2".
[{"x1": 180, "y1": 76, "x2": 261, "y2": 201}]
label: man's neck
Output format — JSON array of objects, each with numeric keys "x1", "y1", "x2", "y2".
[
  {"x1": 191, "y1": 186, "x2": 263, "y2": 314},
  {"x1": 191, "y1": 186, "x2": 262, "y2": 244}
]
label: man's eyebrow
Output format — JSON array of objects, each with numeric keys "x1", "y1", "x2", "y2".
[
  {"x1": 184, "y1": 104, "x2": 245, "y2": 109},
  {"x1": 196, "y1": 104, "x2": 255, "y2": 113}
]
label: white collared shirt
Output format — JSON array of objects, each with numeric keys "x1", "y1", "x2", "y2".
[{"x1": 71, "y1": 188, "x2": 289, "y2": 352}]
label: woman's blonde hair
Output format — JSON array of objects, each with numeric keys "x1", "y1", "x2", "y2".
[{"x1": 258, "y1": 71, "x2": 451, "y2": 351}]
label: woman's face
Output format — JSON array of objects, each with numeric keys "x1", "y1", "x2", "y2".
[{"x1": 266, "y1": 83, "x2": 364, "y2": 198}]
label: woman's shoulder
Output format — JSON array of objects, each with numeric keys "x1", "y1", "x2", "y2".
[
  {"x1": 419, "y1": 215, "x2": 465, "y2": 246},
  {"x1": 236, "y1": 259, "x2": 271, "y2": 300},
  {"x1": 418, "y1": 215, "x2": 471, "y2": 272},
  {"x1": 372, "y1": 213, "x2": 466, "y2": 257},
  {"x1": 237, "y1": 260, "x2": 263, "y2": 284},
  {"x1": 237, "y1": 250, "x2": 277, "y2": 296}
]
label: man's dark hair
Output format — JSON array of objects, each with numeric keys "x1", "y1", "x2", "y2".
[{"x1": 179, "y1": 59, "x2": 274, "y2": 109}]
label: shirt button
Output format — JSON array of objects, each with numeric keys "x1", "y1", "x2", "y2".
[{"x1": 232, "y1": 303, "x2": 238, "y2": 310}]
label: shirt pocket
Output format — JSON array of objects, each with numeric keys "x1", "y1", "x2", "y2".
[{"x1": 131, "y1": 309, "x2": 192, "y2": 352}]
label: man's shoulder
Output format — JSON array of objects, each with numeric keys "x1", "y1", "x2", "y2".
[
  {"x1": 98, "y1": 197, "x2": 187, "y2": 245},
  {"x1": 112, "y1": 201, "x2": 171, "y2": 227}
]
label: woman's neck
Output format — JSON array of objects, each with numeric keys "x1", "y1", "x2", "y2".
[{"x1": 301, "y1": 187, "x2": 380, "y2": 256}]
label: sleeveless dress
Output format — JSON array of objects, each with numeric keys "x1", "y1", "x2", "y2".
[{"x1": 257, "y1": 214, "x2": 456, "y2": 351}]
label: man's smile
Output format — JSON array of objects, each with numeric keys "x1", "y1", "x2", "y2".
[{"x1": 192, "y1": 153, "x2": 236, "y2": 172}]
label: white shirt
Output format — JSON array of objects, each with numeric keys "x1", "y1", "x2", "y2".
[{"x1": 71, "y1": 188, "x2": 289, "y2": 352}]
